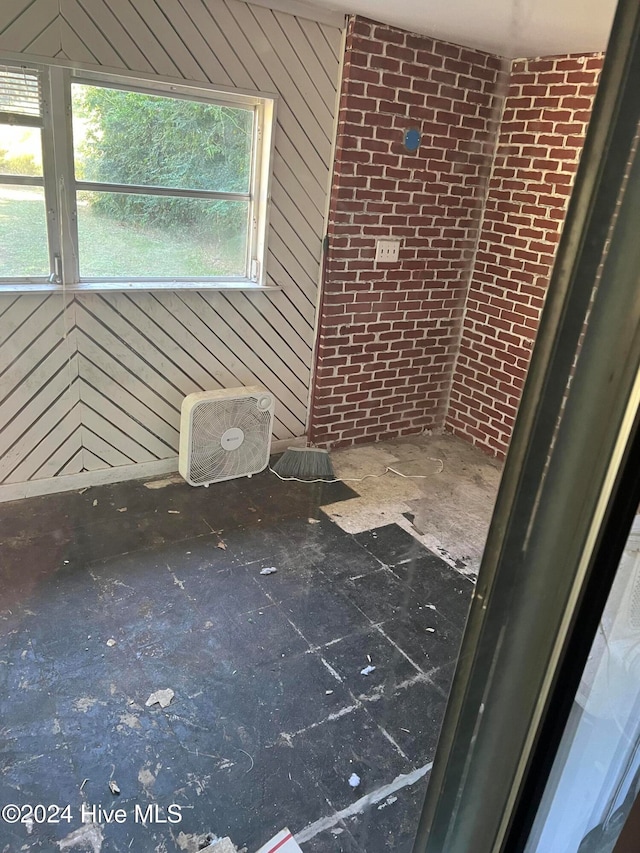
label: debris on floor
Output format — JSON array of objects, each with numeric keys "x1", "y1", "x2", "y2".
[
  {"x1": 360, "y1": 664, "x2": 376, "y2": 676},
  {"x1": 57, "y1": 822, "x2": 104, "y2": 852},
  {"x1": 145, "y1": 688, "x2": 175, "y2": 708},
  {"x1": 207, "y1": 840, "x2": 242, "y2": 853},
  {"x1": 92, "y1": 499, "x2": 98, "y2": 507},
  {"x1": 308, "y1": 517, "x2": 320, "y2": 524},
  {"x1": 324, "y1": 433, "x2": 501, "y2": 573},
  {"x1": 3, "y1": 437, "x2": 481, "y2": 852},
  {"x1": 259, "y1": 566, "x2": 278, "y2": 575},
  {"x1": 143, "y1": 473, "x2": 183, "y2": 489},
  {"x1": 176, "y1": 832, "x2": 242, "y2": 852},
  {"x1": 237, "y1": 748, "x2": 254, "y2": 773},
  {"x1": 108, "y1": 779, "x2": 120, "y2": 795},
  {"x1": 138, "y1": 766, "x2": 156, "y2": 792},
  {"x1": 117, "y1": 507, "x2": 127, "y2": 512},
  {"x1": 255, "y1": 828, "x2": 303, "y2": 853},
  {"x1": 378, "y1": 794, "x2": 398, "y2": 810},
  {"x1": 217, "y1": 541, "x2": 227, "y2": 550}
]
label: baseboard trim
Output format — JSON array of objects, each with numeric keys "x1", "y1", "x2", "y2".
[
  {"x1": 271, "y1": 436, "x2": 307, "y2": 454},
  {"x1": 0, "y1": 458, "x2": 180, "y2": 504},
  {"x1": 0, "y1": 436, "x2": 308, "y2": 503}
]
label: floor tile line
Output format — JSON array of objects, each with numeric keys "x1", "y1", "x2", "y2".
[
  {"x1": 357, "y1": 671, "x2": 431, "y2": 707},
  {"x1": 265, "y1": 591, "x2": 314, "y2": 650},
  {"x1": 318, "y1": 655, "x2": 343, "y2": 683},
  {"x1": 277, "y1": 702, "x2": 361, "y2": 744},
  {"x1": 377, "y1": 724, "x2": 409, "y2": 761},
  {"x1": 373, "y1": 624, "x2": 427, "y2": 676},
  {"x1": 274, "y1": 598, "x2": 422, "y2": 771},
  {"x1": 294, "y1": 761, "x2": 434, "y2": 844},
  {"x1": 272, "y1": 576, "x2": 441, "y2": 772}
]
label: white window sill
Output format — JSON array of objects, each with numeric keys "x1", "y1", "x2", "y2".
[{"x1": 0, "y1": 281, "x2": 281, "y2": 295}]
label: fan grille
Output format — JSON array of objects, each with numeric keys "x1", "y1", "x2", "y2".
[{"x1": 188, "y1": 396, "x2": 272, "y2": 484}]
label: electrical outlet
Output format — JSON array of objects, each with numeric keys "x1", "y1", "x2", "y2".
[{"x1": 375, "y1": 239, "x2": 400, "y2": 263}]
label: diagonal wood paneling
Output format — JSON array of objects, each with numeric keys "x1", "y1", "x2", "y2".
[
  {"x1": 0, "y1": 0, "x2": 342, "y2": 490},
  {"x1": 0, "y1": 0, "x2": 58, "y2": 52},
  {"x1": 0, "y1": 294, "x2": 82, "y2": 483},
  {"x1": 24, "y1": 20, "x2": 61, "y2": 57}
]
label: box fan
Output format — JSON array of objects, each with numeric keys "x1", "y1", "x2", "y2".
[{"x1": 179, "y1": 387, "x2": 275, "y2": 486}]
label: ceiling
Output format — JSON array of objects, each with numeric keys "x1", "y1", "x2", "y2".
[{"x1": 299, "y1": 0, "x2": 618, "y2": 58}]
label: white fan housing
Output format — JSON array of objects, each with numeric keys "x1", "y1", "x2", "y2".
[{"x1": 179, "y1": 387, "x2": 275, "y2": 486}]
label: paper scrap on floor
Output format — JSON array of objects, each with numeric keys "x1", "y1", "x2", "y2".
[{"x1": 255, "y1": 828, "x2": 303, "y2": 853}]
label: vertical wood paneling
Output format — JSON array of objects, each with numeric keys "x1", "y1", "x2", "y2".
[{"x1": 0, "y1": 0, "x2": 343, "y2": 489}]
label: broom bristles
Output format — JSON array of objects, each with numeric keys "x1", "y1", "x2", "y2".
[{"x1": 271, "y1": 447, "x2": 335, "y2": 480}]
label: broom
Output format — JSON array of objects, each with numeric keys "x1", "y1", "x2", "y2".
[{"x1": 270, "y1": 446, "x2": 335, "y2": 481}]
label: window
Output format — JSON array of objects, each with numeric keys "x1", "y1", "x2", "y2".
[
  {"x1": 0, "y1": 66, "x2": 50, "y2": 280},
  {"x1": 0, "y1": 62, "x2": 275, "y2": 290}
]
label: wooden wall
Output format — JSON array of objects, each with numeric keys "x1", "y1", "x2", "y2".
[{"x1": 0, "y1": 0, "x2": 344, "y2": 499}]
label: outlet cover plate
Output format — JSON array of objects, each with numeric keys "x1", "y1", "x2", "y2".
[{"x1": 375, "y1": 239, "x2": 401, "y2": 263}]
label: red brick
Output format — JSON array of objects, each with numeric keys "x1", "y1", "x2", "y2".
[
  {"x1": 567, "y1": 71, "x2": 599, "y2": 83},
  {"x1": 445, "y1": 54, "x2": 599, "y2": 456},
  {"x1": 381, "y1": 72, "x2": 411, "y2": 89},
  {"x1": 385, "y1": 44, "x2": 415, "y2": 62},
  {"x1": 310, "y1": 25, "x2": 599, "y2": 456},
  {"x1": 373, "y1": 25, "x2": 405, "y2": 44},
  {"x1": 415, "y1": 50, "x2": 445, "y2": 68}
]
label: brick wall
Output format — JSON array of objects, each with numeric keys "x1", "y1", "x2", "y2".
[
  {"x1": 308, "y1": 17, "x2": 504, "y2": 447},
  {"x1": 446, "y1": 54, "x2": 603, "y2": 457}
]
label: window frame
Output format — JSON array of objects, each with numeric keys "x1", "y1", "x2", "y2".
[
  {"x1": 0, "y1": 62, "x2": 60, "y2": 285},
  {"x1": 0, "y1": 58, "x2": 277, "y2": 293}
]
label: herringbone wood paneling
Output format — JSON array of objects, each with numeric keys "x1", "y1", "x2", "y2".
[
  {"x1": 0, "y1": 0, "x2": 343, "y2": 488},
  {"x1": 0, "y1": 294, "x2": 82, "y2": 483}
]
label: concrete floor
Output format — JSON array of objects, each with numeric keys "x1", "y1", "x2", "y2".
[{"x1": 325, "y1": 433, "x2": 503, "y2": 577}]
